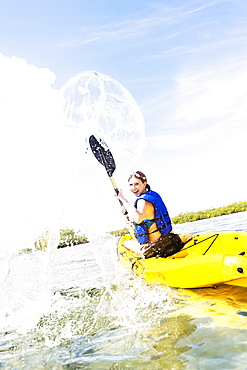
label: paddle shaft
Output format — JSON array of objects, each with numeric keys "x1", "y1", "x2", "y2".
[
  {"x1": 98, "y1": 144, "x2": 130, "y2": 219},
  {"x1": 109, "y1": 176, "x2": 129, "y2": 218},
  {"x1": 109, "y1": 176, "x2": 137, "y2": 240},
  {"x1": 89, "y1": 135, "x2": 136, "y2": 239}
]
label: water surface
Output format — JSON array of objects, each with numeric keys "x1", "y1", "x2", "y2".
[{"x1": 1, "y1": 212, "x2": 247, "y2": 369}]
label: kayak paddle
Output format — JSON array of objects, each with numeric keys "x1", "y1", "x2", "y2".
[{"x1": 89, "y1": 135, "x2": 136, "y2": 237}]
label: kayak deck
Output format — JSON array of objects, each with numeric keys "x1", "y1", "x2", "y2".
[{"x1": 118, "y1": 231, "x2": 247, "y2": 289}]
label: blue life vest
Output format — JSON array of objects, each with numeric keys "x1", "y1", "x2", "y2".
[{"x1": 134, "y1": 190, "x2": 172, "y2": 244}]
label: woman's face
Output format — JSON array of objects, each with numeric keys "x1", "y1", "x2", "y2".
[{"x1": 128, "y1": 176, "x2": 147, "y2": 197}]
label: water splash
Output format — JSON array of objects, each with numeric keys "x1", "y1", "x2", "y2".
[
  {"x1": 60, "y1": 70, "x2": 146, "y2": 232},
  {"x1": 0, "y1": 54, "x2": 146, "y2": 335},
  {"x1": 61, "y1": 70, "x2": 146, "y2": 173}
]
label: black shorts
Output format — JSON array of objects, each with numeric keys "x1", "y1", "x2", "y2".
[{"x1": 143, "y1": 233, "x2": 184, "y2": 259}]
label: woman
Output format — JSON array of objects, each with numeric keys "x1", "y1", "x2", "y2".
[{"x1": 118, "y1": 171, "x2": 184, "y2": 259}]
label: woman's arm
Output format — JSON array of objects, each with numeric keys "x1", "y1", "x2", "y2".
[
  {"x1": 116, "y1": 191, "x2": 146, "y2": 224},
  {"x1": 133, "y1": 199, "x2": 146, "y2": 223}
]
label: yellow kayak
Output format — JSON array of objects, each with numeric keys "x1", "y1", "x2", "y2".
[{"x1": 118, "y1": 231, "x2": 247, "y2": 289}]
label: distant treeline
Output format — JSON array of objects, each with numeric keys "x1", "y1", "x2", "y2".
[
  {"x1": 172, "y1": 201, "x2": 247, "y2": 224},
  {"x1": 34, "y1": 229, "x2": 88, "y2": 251},
  {"x1": 58, "y1": 229, "x2": 88, "y2": 248}
]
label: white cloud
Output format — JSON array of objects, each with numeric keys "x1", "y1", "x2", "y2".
[
  {"x1": 0, "y1": 53, "x2": 67, "y2": 250},
  {"x1": 143, "y1": 57, "x2": 247, "y2": 218},
  {"x1": 175, "y1": 63, "x2": 247, "y2": 123},
  {"x1": 147, "y1": 58, "x2": 247, "y2": 151},
  {"x1": 56, "y1": 0, "x2": 233, "y2": 48}
]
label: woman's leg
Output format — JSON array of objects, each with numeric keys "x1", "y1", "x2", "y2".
[{"x1": 122, "y1": 239, "x2": 146, "y2": 257}]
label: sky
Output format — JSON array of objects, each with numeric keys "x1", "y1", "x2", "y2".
[{"x1": 1, "y1": 0, "x2": 247, "y2": 234}]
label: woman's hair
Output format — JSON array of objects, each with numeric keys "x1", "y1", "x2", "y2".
[{"x1": 128, "y1": 171, "x2": 151, "y2": 191}]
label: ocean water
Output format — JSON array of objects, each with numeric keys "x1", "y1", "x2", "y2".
[{"x1": 0, "y1": 212, "x2": 247, "y2": 369}]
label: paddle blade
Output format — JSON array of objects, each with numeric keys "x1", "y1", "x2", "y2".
[{"x1": 89, "y1": 135, "x2": 116, "y2": 177}]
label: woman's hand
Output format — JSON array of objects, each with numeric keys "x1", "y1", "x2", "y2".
[
  {"x1": 125, "y1": 219, "x2": 133, "y2": 227},
  {"x1": 115, "y1": 189, "x2": 129, "y2": 203}
]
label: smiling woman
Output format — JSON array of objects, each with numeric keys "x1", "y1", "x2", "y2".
[{"x1": 117, "y1": 171, "x2": 184, "y2": 258}]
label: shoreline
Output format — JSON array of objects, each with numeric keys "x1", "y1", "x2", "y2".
[
  {"x1": 32, "y1": 201, "x2": 246, "y2": 248},
  {"x1": 172, "y1": 201, "x2": 247, "y2": 224},
  {"x1": 110, "y1": 201, "x2": 247, "y2": 237}
]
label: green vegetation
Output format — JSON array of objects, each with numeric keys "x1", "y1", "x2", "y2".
[
  {"x1": 171, "y1": 201, "x2": 247, "y2": 224},
  {"x1": 58, "y1": 229, "x2": 88, "y2": 248},
  {"x1": 109, "y1": 227, "x2": 129, "y2": 237},
  {"x1": 34, "y1": 229, "x2": 88, "y2": 251},
  {"x1": 34, "y1": 229, "x2": 51, "y2": 251}
]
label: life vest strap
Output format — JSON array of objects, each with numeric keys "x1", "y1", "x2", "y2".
[
  {"x1": 137, "y1": 220, "x2": 171, "y2": 238},
  {"x1": 140, "y1": 212, "x2": 168, "y2": 225}
]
